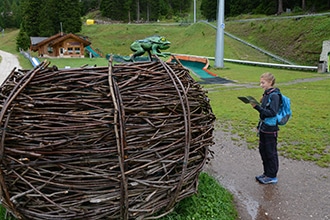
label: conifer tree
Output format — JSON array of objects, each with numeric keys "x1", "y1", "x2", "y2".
[
  {"x1": 0, "y1": 0, "x2": 15, "y2": 28},
  {"x1": 100, "y1": 0, "x2": 126, "y2": 21},
  {"x1": 20, "y1": 0, "x2": 82, "y2": 37},
  {"x1": 57, "y1": 0, "x2": 82, "y2": 33},
  {"x1": 20, "y1": 0, "x2": 42, "y2": 36},
  {"x1": 11, "y1": 0, "x2": 22, "y2": 28},
  {"x1": 38, "y1": 0, "x2": 58, "y2": 36},
  {"x1": 200, "y1": 0, "x2": 217, "y2": 21},
  {"x1": 16, "y1": 24, "x2": 30, "y2": 51}
]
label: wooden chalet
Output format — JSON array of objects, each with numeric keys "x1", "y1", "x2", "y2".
[{"x1": 30, "y1": 32, "x2": 91, "y2": 58}]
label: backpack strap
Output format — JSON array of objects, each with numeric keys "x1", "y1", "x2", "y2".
[
  {"x1": 267, "y1": 89, "x2": 282, "y2": 107},
  {"x1": 263, "y1": 89, "x2": 281, "y2": 126},
  {"x1": 267, "y1": 88, "x2": 276, "y2": 95}
]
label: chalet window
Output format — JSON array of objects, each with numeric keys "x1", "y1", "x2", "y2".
[
  {"x1": 74, "y1": 47, "x2": 80, "y2": 54},
  {"x1": 47, "y1": 47, "x2": 53, "y2": 53},
  {"x1": 68, "y1": 47, "x2": 73, "y2": 54}
]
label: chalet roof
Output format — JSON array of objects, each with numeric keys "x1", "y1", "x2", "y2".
[
  {"x1": 30, "y1": 32, "x2": 91, "y2": 51},
  {"x1": 51, "y1": 33, "x2": 91, "y2": 46},
  {"x1": 30, "y1": 37, "x2": 48, "y2": 46}
]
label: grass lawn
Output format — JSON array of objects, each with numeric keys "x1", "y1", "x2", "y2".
[{"x1": 204, "y1": 61, "x2": 330, "y2": 167}]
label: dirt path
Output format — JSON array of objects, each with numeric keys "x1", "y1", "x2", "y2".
[
  {"x1": 204, "y1": 128, "x2": 329, "y2": 220},
  {"x1": 0, "y1": 50, "x2": 22, "y2": 84}
]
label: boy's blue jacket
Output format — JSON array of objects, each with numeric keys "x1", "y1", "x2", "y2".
[{"x1": 254, "y1": 87, "x2": 281, "y2": 132}]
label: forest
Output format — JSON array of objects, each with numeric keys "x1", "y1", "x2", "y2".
[{"x1": 1, "y1": 0, "x2": 329, "y2": 38}]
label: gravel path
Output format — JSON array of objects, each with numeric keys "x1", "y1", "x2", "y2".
[
  {"x1": 0, "y1": 50, "x2": 22, "y2": 84},
  {"x1": 204, "y1": 128, "x2": 329, "y2": 220}
]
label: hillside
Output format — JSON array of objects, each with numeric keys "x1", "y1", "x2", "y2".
[
  {"x1": 78, "y1": 14, "x2": 330, "y2": 66},
  {"x1": 225, "y1": 14, "x2": 330, "y2": 66},
  {"x1": 1, "y1": 14, "x2": 329, "y2": 68},
  {"x1": 78, "y1": 23, "x2": 275, "y2": 63}
]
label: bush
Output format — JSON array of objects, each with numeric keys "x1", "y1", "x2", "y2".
[{"x1": 16, "y1": 28, "x2": 30, "y2": 51}]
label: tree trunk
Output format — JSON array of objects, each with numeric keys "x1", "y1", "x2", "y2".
[
  {"x1": 128, "y1": 10, "x2": 131, "y2": 23},
  {"x1": 147, "y1": 2, "x2": 150, "y2": 22},
  {"x1": 302, "y1": 0, "x2": 306, "y2": 11},
  {"x1": 277, "y1": 0, "x2": 284, "y2": 15},
  {"x1": 136, "y1": 0, "x2": 140, "y2": 22}
]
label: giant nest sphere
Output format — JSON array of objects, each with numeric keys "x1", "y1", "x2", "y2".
[{"x1": 0, "y1": 57, "x2": 215, "y2": 220}]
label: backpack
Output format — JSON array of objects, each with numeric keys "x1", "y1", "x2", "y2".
[{"x1": 264, "y1": 91, "x2": 292, "y2": 126}]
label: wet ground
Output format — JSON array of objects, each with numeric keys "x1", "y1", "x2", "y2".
[{"x1": 204, "y1": 129, "x2": 329, "y2": 220}]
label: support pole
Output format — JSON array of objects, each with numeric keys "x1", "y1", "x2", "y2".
[
  {"x1": 214, "y1": 0, "x2": 225, "y2": 68},
  {"x1": 194, "y1": 0, "x2": 197, "y2": 23},
  {"x1": 326, "y1": 52, "x2": 330, "y2": 73}
]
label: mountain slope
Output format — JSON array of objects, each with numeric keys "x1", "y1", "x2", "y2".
[{"x1": 225, "y1": 14, "x2": 330, "y2": 66}]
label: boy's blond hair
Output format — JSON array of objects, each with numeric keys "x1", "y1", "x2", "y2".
[{"x1": 261, "y1": 72, "x2": 276, "y2": 86}]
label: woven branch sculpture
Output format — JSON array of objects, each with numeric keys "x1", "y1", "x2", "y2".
[{"x1": 0, "y1": 56, "x2": 215, "y2": 220}]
